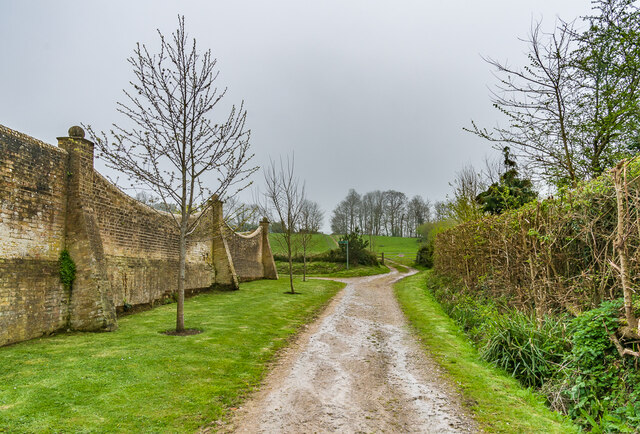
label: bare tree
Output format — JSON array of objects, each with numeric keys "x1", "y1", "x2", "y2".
[
  {"x1": 433, "y1": 200, "x2": 450, "y2": 222},
  {"x1": 87, "y1": 16, "x2": 256, "y2": 333},
  {"x1": 330, "y1": 189, "x2": 363, "y2": 235},
  {"x1": 261, "y1": 156, "x2": 305, "y2": 294},
  {"x1": 299, "y1": 200, "x2": 323, "y2": 281},
  {"x1": 370, "y1": 190, "x2": 386, "y2": 236},
  {"x1": 330, "y1": 200, "x2": 349, "y2": 234},
  {"x1": 224, "y1": 196, "x2": 259, "y2": 232},
  {"x1": 466, "y1": 21, "x2": 579, "y2": 187},
  {"x1": 383, "y1": 190, "x2": 407, "y2": 236},
  {"x1": 344, "y1": 189, "x2": 362, "y2": 233},
  {"x1": 468, "y1": 8, "x2": 640, "y2": 188},
  {"x1": 407, "y1": 195, "x2": 430, "y2": 237},
  {"x1": 360, "y1": 193, "x2": 373, "y2": 235},
  {"x1": 447, "y1": 165, "x2": 484, "y2": 222},
  {"x1": 481, "y1": 153, "x2": 504, "y2": 186},
  {"x1": 135, "y1": 191, "x2": 179, "y2": 213}
]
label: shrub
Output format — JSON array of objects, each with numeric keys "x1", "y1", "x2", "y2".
[
  {"x1": 274, "y1": 248, "x2": 378, "y2": 267},
  {"x1": 273, "y1": 253, "x2": 305, "y2": 263},
  {"x1": 58, "y1": 249, "x2": 76, "y2": 291},
  {"x1": 427, "y1": 273, "x2": 640, "y2": 431},
  {"x1": 314, "y1": 248, "x2": 344, "y2": 263},
  {"x1": 431, "y1": 157, "x2": 633, "y2": 316},
  {"x1": 479, "y1": 311, "x2": 570, "y2": 388},
  {"x1": 415, "y1": 242, "x2": 434, "y2": 267},
  {"x1": 311, "y1": 229, "x2": 378, "y2": 266},
  {"x1": 314, "y1": 247, "x2": 378, "y2": 266},
  {"x1": 560, "y1": 298, "x2": 640, "y2": 431},
  {"x1": 338, "y1": 228, "x2": 378, "y2": 266},
  {"x1": 428, "y1": 274, "x2": 570, "y2": 388},
  {"x1": 425, "y1": 273, "x2": 500, "y2": 341}
]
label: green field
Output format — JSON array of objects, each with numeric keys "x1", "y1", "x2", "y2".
[
  {"x1": 0, "y1": 278, "x2": 343, "y2": 432},
  {"x1": 268, "y1": 233, "x2": 336, "y2": 256},
  {"x1": 394, "y1": 272, "x2": 577, "y2": 433},
  {"x1": 269, "y1": 233, "x2": 421, "y2": 266},
  {"x1": 275, "y1": 260, "x2": 389, "y2": 278},
  {"x1": 269, "y1": 232, "x2": 420, "y2": 268},
  {"x1": 367, "y1": 235, "x2": 421, "y2": 266}
]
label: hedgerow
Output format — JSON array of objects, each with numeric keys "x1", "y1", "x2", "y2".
[
  {"x1": 434, "y1": 158, "x2": 640, "y2": 317},
  {"x1": 432, "y1": 158, "x2": 640, "y2": 430}
]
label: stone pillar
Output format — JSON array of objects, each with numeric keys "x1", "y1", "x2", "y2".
[
  {"x1": 57, "y1": 126, "x2": 117, "y2": 331},
  {"x1": 260, "y1": 217, "x2": 279, "y2": 280},
  {"x1": 210, "y1": 196, "x2": 239, "y2": 290},
  {"x1": 57, "y1": 126, "x2": 95, "y2": 197}
]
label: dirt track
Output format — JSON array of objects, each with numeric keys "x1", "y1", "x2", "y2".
[{"x1": 222, "y1": 268, "x2": 477, "y2": 433}]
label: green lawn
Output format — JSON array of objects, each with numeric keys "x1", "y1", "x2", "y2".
[
  {"x1": 0, "y1": 278, "x2": 344, "y2": 432},
  {"x1": 367, "y1": 235, "x2": 421, "y2": 265},
  {"x1": 269, "y1": 233, "x2": 421, "y2": 266},
  {"x1": 268, "y1": 233, "x2": 336, "y2": 256},
  {"x1": 394, "y1": 271, "x2": 578, "y2": 433},
  {"x1": 275, "y1": 260, "x2": 389, "y2": 278}
]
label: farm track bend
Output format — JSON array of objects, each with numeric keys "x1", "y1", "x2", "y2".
[{"x1": 220, "y1": 267, "x2": 477, "y2": 433}]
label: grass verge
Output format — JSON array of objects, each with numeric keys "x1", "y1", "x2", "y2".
[
  {"x1": 388, "y1": 261, "x2": 409, "y2": 273},
  {"x1": 394, "y1": 271, "x2": 578, "y2": 433},
  {"x1": 275, "y1": 260, "x2": 389, "y2": 278},
  {"x1": 0, "y1": 278, "x2": 344, "y2": 432}
]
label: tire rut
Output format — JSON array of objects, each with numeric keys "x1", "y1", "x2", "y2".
[{"x1": 215, "y1": 268, "x2": 477, "y2": 433}]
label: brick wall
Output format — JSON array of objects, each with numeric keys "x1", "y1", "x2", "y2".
[
  {"x1": 224, "y1": 222, "x2": 278, "y2": 283},
  {"x1": 0, "y1": 126, "x2": 70, "y2": 345},
  {"x1": 226, "y1": 228, "x2": 264, "y2": 282},
  {"x1": 90, "y1": 173, "x2": 213, "y2": 308},
  {"x1": 0, "y1": 124, "x2": 277, "y2": 347}
]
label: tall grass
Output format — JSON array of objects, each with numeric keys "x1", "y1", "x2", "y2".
[
  {"x1": 479, "y1": 311, "x2": 570, "y2": 388},
  {"x1": 395, "y1": 271, "x2": 577, "y2": 432},
  {"x1": 425, "y1": 271, "x2": 640, "y2": 432}
]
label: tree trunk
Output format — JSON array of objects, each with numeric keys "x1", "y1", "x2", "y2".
[
  {"x1": 287, "y1": 231, "x2": 295, "y2": 294},
  {"x1": 177, "y1": 223, "x2": 187, "y2": 332},
  {"x1": 303, "y1": 244, "x2": 307, "y2": 282},
  {"x1": 613, "y1": 161, "x2": 638, "y2": 331}
]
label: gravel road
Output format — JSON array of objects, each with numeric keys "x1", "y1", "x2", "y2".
[{"x1": 221, "y1": 267, "x2": 477, "y2": 433}]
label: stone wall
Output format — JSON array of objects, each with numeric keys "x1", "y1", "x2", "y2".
[
  {"x1": 89, "y1": 172, "x2": 213, "y2": 309},
  {"x1": 0, "y1": 124, "x2": 277, "y2": 347},
  {"x1": 223, "y1": 219, "x2": 278, "y2": 282},
  {"x1": 0, "y1": 126, "x2": 69, "y2": 345}
]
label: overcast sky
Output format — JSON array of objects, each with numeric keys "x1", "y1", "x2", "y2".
[{"x1": 1, "y1": 1, "x2": 593, "y2": 229}]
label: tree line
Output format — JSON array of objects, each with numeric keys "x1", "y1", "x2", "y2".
[{"x1": 330, "y1": 189, "x2": 430, "y2": 237}]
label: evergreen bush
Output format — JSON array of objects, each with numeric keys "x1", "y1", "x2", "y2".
[{"x1": 415, "y1": 242, "x2": 434, "y2": 267}]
